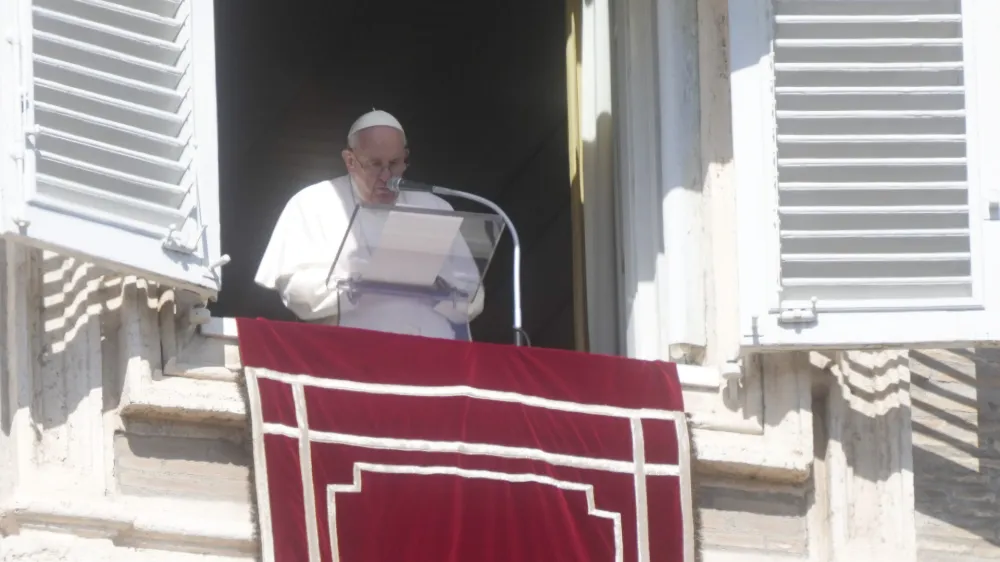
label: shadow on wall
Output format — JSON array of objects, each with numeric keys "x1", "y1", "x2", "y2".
[
  {"x1": 6, "y1": 251, "x2": 137, "y2": 476},
  {"x1": 810, "y1": 350, "x2": 913, "y2": 557},
  {"x1": 31, "y1": 252, "x2": 114, "y2": 433},
  {"x1": 689, "y1": 347, "x2": 1000, "y2": 557},
  {"x1": 910, "y1": 349, "x2": 1000, "y2": 553}
]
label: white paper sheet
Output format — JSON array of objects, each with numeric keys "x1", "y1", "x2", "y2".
[{"x1": 361, "y1": 210, "x2": 464, "y2": 286}]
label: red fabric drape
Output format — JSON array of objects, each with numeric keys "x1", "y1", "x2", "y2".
[{"x1": 239, "y1": 318, "x2": 685, "y2": 562}]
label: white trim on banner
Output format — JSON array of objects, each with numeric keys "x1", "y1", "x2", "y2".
[
  {"x1": 254, "y1": 369, "x2": 686, "y2": 422},
  {"x1": 262, "y1": 422, "x2": 679, "y2": 477},
  {"x1": 326, "y1": 463, "x2": 625, "y2": 562},
  {"x1": 244, "y1": 368, "x2": 276, "y2": 562}
]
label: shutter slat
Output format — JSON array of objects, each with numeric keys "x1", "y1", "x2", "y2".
[
  {"x1": 36, "y1": 173, "x2": 187, "y2": 227},
  {"x1": 33, "y1": 31, "x2": 184, "y2": 86},
  {"x1": 780, "y1": 205, "x2": 967, "y2": 214},
  {"x1": 783, "y1": 252, "x2": 970, "y2": 263},
  {"x1": 36, "y1": 78, "x2": 183, "y2": 124},
  {"x1": 37, "y1": 127, "x2": 188, "y2": 185},
  {"x1": 29, "y1": 0, "x2": 193, "y2": 222},
  {"x1": 782, "y1": 276, "x2": 972, "y2": 302},
  {"x1": 778, "y1": 109, "x2": 964, "y2": 118},
  {"x1": 35, "y1": 101, "x2": 188, "y2": 160},
  {"x1": 778, "y1": 134, "x2": 965, "y2": 139},
  {"x1": 781, "y1": 228, "x2": 969, "y2": 238},
  {"x1": 780, "y1": 181, "x2": 965, "y2": 191},
  {"x1": 36, "y1": 80, "x2": 186, "y2": 139},
  {"x1": 34, "y1": 6, "x2": 184, "y2": 65},
  {"x1": 773, "y1": 0, "x2": 971, "y2": 308},
  {"x1": 776, "y1": 62, "x2": 962, "y2": 70},
  {"x1": 44, "y1": 0, "x2": 185, "y2": 39},
  {"x1": 35, "y1": 55, "x2": 184, "y2": 112},
  {"x1": 777, "y1": 86, "x2": 963, "y2": 94},
  {"x1": 780, "y1": 158, "x2": 965, "y2": 166},
  {"x1": 103, "y1": 0, "x2": 183, "y2": 19},
  {"x1": 36, "y1": 150, "x2": 187, "y2": 199},
  {"x1": 776, "y1": 15, "x2": 961, "y2": 24},
  {"x1": 777, "y1": 38, "x2": 962, "y2": 47},
  {"x1": 784, "y1": 276, "x2": 969, "y2": 287}
]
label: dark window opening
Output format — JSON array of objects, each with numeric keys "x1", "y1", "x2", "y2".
[{"x1": 210, "y1": 0, "x2": 575, "y2": 349}]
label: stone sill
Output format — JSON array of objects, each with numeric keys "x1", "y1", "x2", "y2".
[
  {"x1": 196, "y1": 317, "x2": 727, "y2": 388},
  {"x1": 0, "y1": 493, "x2": 256, "y2": 557}
]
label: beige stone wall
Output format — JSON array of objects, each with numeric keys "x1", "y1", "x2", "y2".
[
  {"x1": 911, "y1": 349, "x2": 1000, "y2": 560},
  {"x1": 696, "y1": 479, "x2": 810, "y2": 560},
  {"x1": 0, "y1": 250, "x2": 256, "y2": 562}
]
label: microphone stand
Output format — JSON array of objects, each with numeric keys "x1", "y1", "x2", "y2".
[{"x1": 390, "y1": 181, "x2": 526, "y2": 346}]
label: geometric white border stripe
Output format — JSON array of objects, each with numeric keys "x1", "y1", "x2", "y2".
[
  {"x1": 292, "y1": 384, "x2": 321, "y2": 562},
  {"x1": 245, "y1": 366, "x2": 696, "y2": 562},
  {"x1": 676, "y1": 417, "x2": 695, "y2": 562},
  {"x1": 245, "y1": 366, "x2": 275, "y2": 560},
  {"x1": 630, "y1": 418, "x2": 651, "y2": 562},
  {"x1": 255, "y1": 369, "x2": 686, "y2": 422},
  {"x1": 261, "y1": 422, "x2": 680, "y2": 477},
  {"x1": 326, "y1": 463, "x2": 626, "y2": 562}
]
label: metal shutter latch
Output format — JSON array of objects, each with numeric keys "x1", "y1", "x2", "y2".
[{"x1": 777, "y1": 297, "x2": 818, "y2": 325}]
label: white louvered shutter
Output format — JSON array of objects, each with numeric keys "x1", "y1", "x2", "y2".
[
  {"x1": 729, "y1": 0, "x2": 1000, "y2": 350},
  {"x1": 3, "y1": 0, "x2": 221, "y2": 296}
]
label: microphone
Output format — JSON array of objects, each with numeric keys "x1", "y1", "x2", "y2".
[
  {"x1": 387, "y1": 176, "x2": 527, "y2": 346},
  {"x1": 386, "y1": 177, "x2": 435, "y2": 193}
]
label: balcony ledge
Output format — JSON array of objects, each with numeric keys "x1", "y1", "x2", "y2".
[{"x1": 129, "y1": 317, "x2": 809, "y2": 483}]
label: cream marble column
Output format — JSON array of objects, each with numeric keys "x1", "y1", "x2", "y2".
[{"x1": 810, "y1": 350, "x2": 916, "y2": 561}]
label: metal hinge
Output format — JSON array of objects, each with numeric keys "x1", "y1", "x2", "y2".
[
  {"x1": 162, "y1": 223, "x2": 206, "y2": 254},
  {"x1": 7, "y1": 30, "x2": 27, "y2": 112},
  {"x1": 777, "y1": 297, "x2": 818, "y2": 325},
  {"x1": 24, "y1": 126, "x2": 36, "y2": 148}
]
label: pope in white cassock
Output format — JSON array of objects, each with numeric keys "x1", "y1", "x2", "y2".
[{"x1": 254, "y1": 110, "x2": 485, "y2": 340}]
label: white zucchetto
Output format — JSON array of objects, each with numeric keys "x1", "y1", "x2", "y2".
[{"x1": 348, "y1": 109, "x2": 405, "y2": 140}]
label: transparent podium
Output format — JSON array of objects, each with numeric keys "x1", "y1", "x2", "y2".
[{"x1": 325, "y1": 203, "x2": 505, "y2": 341}]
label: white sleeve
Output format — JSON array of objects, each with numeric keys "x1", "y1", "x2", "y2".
[
  {"x1": 273, "y1": 264, "x2": 357, "y2": 321},
  {"x1": 255, "y1": 187, "x2": 357, "y2": 321}
]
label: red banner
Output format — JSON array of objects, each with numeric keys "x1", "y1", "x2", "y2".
[{"x1": 239, "y1": 318, "x2": 691, "y2": 562}]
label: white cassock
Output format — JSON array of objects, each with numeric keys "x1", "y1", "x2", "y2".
[{"x1": 254, "y1": 174, "x2": 485, "y2": 340}]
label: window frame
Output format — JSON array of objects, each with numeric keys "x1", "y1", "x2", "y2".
[{"x1": 613, "y1": 0, "x2": 708, "y2": 361}]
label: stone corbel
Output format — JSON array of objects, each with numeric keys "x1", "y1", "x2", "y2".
[
  {"x1": 159, "y1": 292, "x2": 241, "y2": 381},
  {"x1": 118, "y1": 292, "x2": 245, "y2": 425},
  {"x1": 686, "y1": 353, "x2": 816, "y2": 483},
  {"x1": 680, "y1": 359, "x2": 764, "y2": 435}
]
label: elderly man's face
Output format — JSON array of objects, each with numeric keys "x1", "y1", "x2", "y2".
[{"x1": 342, "y1": 126, "x2": 408, "y2": 205}]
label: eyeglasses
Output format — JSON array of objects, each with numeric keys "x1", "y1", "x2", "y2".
[{"x1": 352, "y1": 152, "x2": 408, "y2": 176}]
